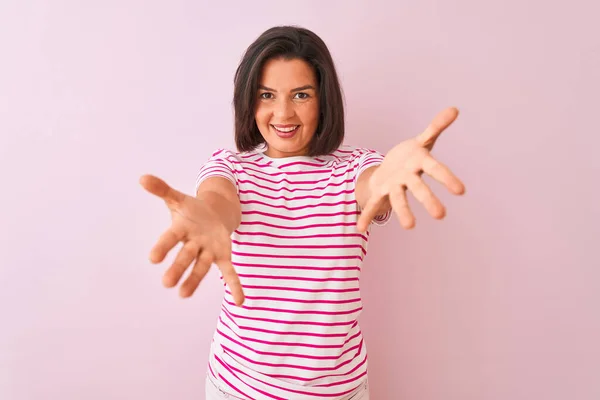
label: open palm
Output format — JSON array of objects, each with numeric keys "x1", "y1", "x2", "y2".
[
  {"x1": 357, "y1": 107, "x2": 466, "y2": 231},
  {"x1": 139, "y1": 175, "x2": 244, "y2": 304}
]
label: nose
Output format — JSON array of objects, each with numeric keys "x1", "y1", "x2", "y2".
[{"x1": 273, "y1": 98, "x2": 295, "y2": 120}]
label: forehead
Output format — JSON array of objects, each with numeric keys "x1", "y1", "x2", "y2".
[{"x1": 259, "y1": 58, "x2": 317, "y2": 88}]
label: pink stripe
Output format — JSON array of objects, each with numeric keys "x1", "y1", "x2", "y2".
[
  {"x1": 220, "y1": 312, "x2": 348, "y2": 338},
  {"x1": 237, "y1": 170, "x2": 352, "y2": 186},
  {"x1": 235, "y1": 230, "x2": 368, "y2": 241},
  {"x1": 239, "y1": 165, "x2": 331, "y2": 176},
  {"x1": 223, "y1": 298, "x2": 363, "y2": 315},
  {"x1": 237, "y1": 273, "x2": 358, "y2": 282},
  {"x1": 237, "y1": 167, "x2": 283, "y2": 176},
  {"x1": 315, "y1": 371, "x2": 367, "y2": 388},
  {"x1": 218, "y1": 317, "x2": 357, "y2": 348},
  {"x1": 229, "y1": 158, "x2": 320, "y2": 172},
  {"x1": 227, "y1": 156, "x2": 358, "y2": 172},
  {"x1": 198, "y1": 164, "x2": 231, "y2": 175},
  {"x1": 239, "y1": 221, "x2": 356, "y2": 230},
  {"x1": 240, "y1": 199, "x2": 355, "y2": 210},
  {"x1": 278, "y1": 160, "x2": 328, "y2": 168},
  {"x1": 232, "y1": 262, "x2": 360, "y2": 272},
  {"x1": 238, "y1": 188, "x2": 353, "y2": 201},
  {"x1": 233, "y1": 162, "x2": 357, "y2": 179},
  {"x1": 237, "y1": 178, "x2": 353, "y2": 192},
  {"x1": 217, "y1": 329, "x2": 361, "y2": 360},
  {"x1": 196, "y1": 167, "x2": 233, "y2": 180},
  {"x1": 208, "y1": 362, "x2": 217, "y2": 379},
  {"x1": 375, "y1": 209, "x2": 392, "y2": 220},
  {"x1": 239, "y1": 153, "x2": 261, "y2": 160},
  {"x1": 225, "y1": 291, "x2": 361, "y2": 304},
  {"x1": 222, "y1": 344, "x2": 359, "y2": 372},
  {"x1": 267, "y1": 351, "x2": 367, "y2": 382},
  {"x1": 223, "y1": 306, "x2": 356, "y2": 327},
  {"x1": 232, "y1": 240, "x2": 365, "y2": 252},
  {"x1": 242, "y1": 285, "x2": 359, "y2": 293},
  {"x1": 242, "y1": 209, "x2": 359, "y2": 221},
  {"x1": 228, "y1": 159, "x2": 271, "y2": 168},
  {"x1": 216, "y1": 372, "x2": 257, "y2": 400},
  {"x1": 358, "y1": 159, "x2": 382, "y2": 172},
  {"x1": 291, "y1": 160, "x2": 360, "y2": 172},
  {"x1": 232, "y1": 251, "x2": 362, "y2": 261},
  {"x1": 215, "y1": 356, "x2": 280, "y2": 400},
  {"x1": 359, "y1": 152, "x2": 383, "y2": 159},
  {"x1": 203, "y1": 158, "x2": 230, "y2": 166},
  {"x1": 221, "y1": 150, "x2": 368, "y2": 174},
  {"x1": 217, "y1": 356, "x2": 364, "y2": 397}
]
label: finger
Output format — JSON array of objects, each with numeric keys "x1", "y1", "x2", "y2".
[
  {"x1": 405, "y1": 174, "x2": 446, "y2": 219},
  {"x1": 179, "y1": 249, "x2": 214, "y2": 298},
  {"x1": 139, "y1": 174, "x2": 186, "y2": 204},
  {"x1": 215, "y1": 259, "x2": 245, "y2": 306},
  {"x1": 389, "y1": 185, "x2": 415, "y2": 229},
  {"x1": 421, "y1": 155, "x2": 466, "y2": 195},
  {"x1": 163, "y1": 240, "x2": 201, "y2": 288},
  {"x1": 149, "y1": 228, "x2": 184, "y2": 263},
  {"x1": 356, "y1": 194, "x2": 386, "y2": 233},
  {"x1": 416, "y1": 107, "x2": 459, "y2": 150}
]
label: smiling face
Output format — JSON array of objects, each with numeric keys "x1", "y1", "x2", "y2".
[{"x1": 254, "y1": 57, "x2": 320, "y2": 158}]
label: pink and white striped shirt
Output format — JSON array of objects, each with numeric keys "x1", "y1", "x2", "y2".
[{"x1": 194, "y1": 144, "x2": 391, "y2": 399}]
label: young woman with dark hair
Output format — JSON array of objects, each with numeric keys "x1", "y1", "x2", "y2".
[{"x1": 140, "y1": 25, "x2": 465, "y2": 400}]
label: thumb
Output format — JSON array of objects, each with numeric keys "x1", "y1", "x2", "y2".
[
  {"x1": 139, "y1": 174, "x2": 185, "y2": 203},
  {"x1": 416, "y1": 107, "x2": 459, "y2": 149},
  {"x1": 356, "y1": 194, "x2": 385, "y2": 233}
]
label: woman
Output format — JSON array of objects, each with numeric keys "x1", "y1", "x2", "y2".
[{"x1": 140, "y1": 26, "x2": 465, "y2": 400}]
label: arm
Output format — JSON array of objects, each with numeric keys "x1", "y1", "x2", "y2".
[
  {"x1": 355, "y1": 107, "x2": 466, "y2": 233},
  {"x1": 355, "y1": 165, "x2": 392, "y2": 219},
  {"x1": 196, "y1": 177, "x2": 241, "y2": 235}
]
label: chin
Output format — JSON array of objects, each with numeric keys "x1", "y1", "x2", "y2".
[{"x1": 266, "y1": 139, "x2": 311, "y2": 157}]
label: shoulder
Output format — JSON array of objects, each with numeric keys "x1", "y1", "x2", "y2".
[
  {"x1": 205, "y1": 148, "x2": 241, "y2": 162},
  {"x1": 196, "y1": 148, "x2": 250, "y2": 178},
  {"x1": 327, "y1": 144, "x2": 384, "y2": 164},
  {"x1": 203, "y1": 148, "x2": 263, "y2": 167}
]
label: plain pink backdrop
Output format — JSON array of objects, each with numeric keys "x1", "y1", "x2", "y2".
[{"x1": 1, "y1": 1, "x2": 599, "y2": 399}]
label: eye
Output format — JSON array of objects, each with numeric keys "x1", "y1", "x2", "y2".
[
  {"x1": 294, "y1": 92, "x2": 309, "y2": 99},
  {"x1": 260, "y1": 92, "x2": 273, "y2": 99}
]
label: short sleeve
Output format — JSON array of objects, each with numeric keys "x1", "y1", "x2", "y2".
[
  {"x1": 194, "y1": 149, "x2": 239, "y2": 195},
  {"x1": 354, "y1": 148, "x2": 393, "y2": 226}
]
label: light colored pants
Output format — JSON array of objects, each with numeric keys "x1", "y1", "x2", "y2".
[{"x1": 205, "y1": 373, "x2": 370, "y2": 400}]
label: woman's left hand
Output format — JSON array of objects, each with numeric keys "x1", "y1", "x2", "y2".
[{"x1": 356, "y1": 107, "x2": 466, "y2": 232}]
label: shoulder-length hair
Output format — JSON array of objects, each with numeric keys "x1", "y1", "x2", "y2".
[{"x1": 233, "y1": 26, "x2": 345, "y2": 157}]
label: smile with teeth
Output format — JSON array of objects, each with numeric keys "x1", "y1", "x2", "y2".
[{"x1": 272, "y1": 125, "x2": 299, "y2": 133}]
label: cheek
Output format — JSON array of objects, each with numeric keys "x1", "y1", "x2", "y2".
[
  {"x1": 254, "y1": 107, "x2": 270, "y2": 127},
  {"x1": 299, "y1": 102, "x2": 319, "y2": 126}
]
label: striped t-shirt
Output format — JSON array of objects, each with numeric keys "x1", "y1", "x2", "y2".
[{"x1": 194, "y1": 144, "x2": 391, "y2": 399}]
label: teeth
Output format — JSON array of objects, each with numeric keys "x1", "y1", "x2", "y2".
[{"x1": 273, "y1": 125, "x2": 298, "y2": 132}]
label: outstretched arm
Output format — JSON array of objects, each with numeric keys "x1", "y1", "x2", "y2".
[{"x1": 355, "y1": 107, "x2": 466, "y2": 233}]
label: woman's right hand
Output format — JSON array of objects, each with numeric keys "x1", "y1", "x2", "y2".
[{"x1": 139, "y1": 174, "x2": 244, "y2": 305}]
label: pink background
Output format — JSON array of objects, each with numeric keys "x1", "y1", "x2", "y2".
[{"x1": 1, "y1": 1, "x2": 599, "y2": 399}]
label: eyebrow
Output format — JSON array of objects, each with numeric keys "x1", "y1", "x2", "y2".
[{"x1": 258, "y1": 84, "x2": 316, "y2": 92}]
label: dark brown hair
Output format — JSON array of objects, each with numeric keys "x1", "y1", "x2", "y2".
[{"x1": 233, "y1": 26, "x2": 345, "y2": 157}]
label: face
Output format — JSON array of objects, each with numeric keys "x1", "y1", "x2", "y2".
[{"x1": 255, "y1": 57, "x2": 320, "y2": 158}]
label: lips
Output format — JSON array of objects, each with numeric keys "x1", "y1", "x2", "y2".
[{"x1": 271, "y1": 124, "x2": 300, "y2": 138}]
